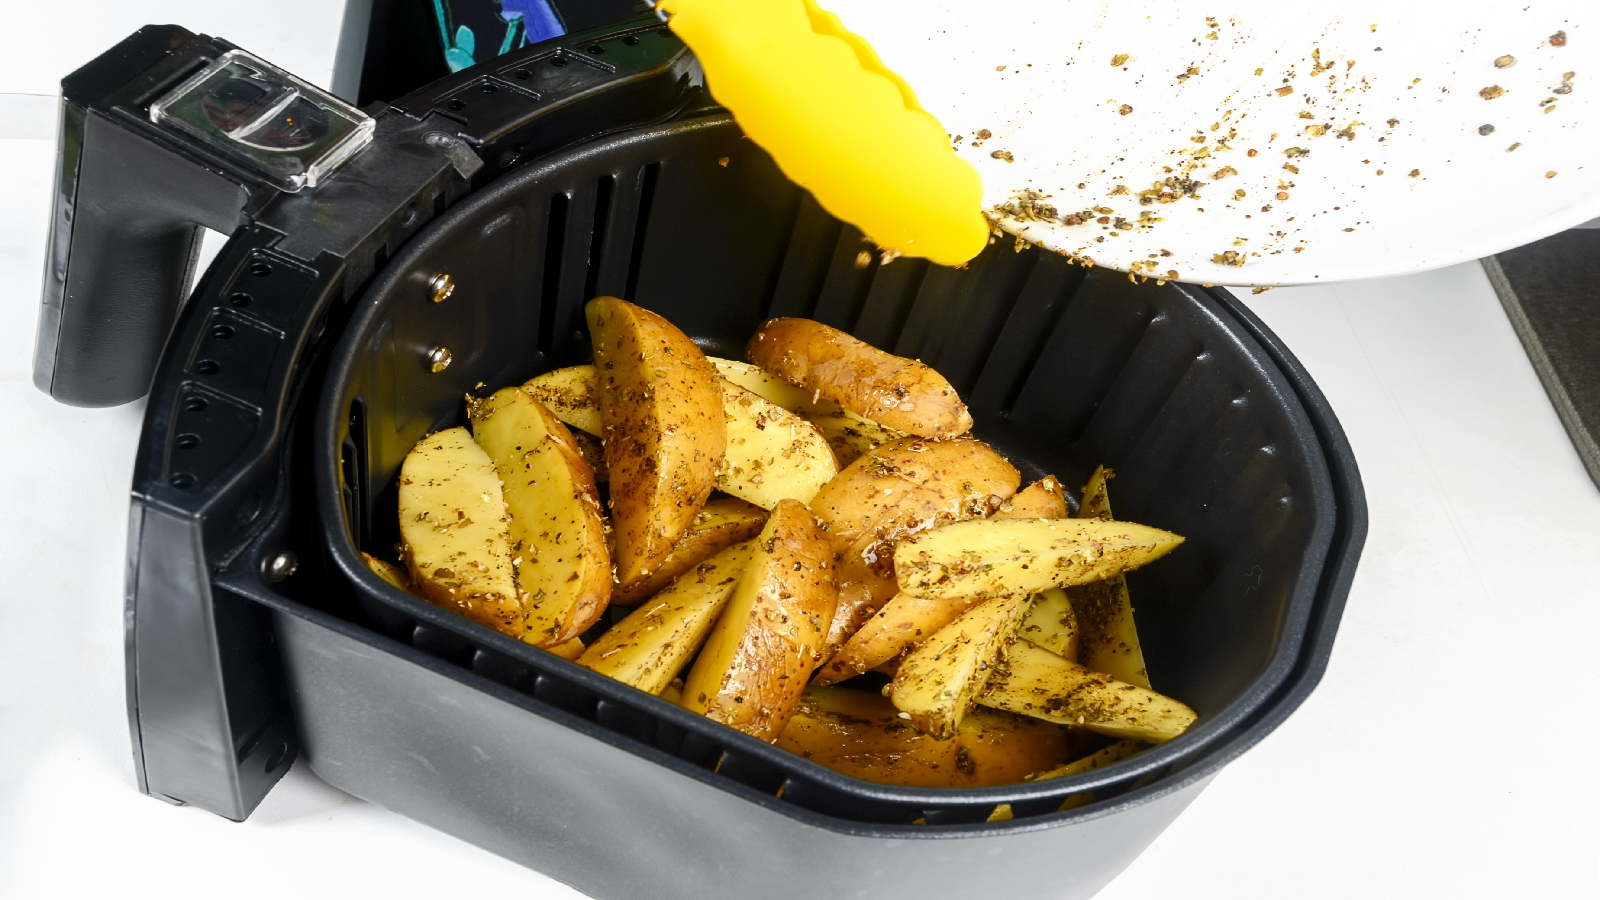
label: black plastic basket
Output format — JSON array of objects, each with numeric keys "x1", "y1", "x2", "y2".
[{"x1": 39, "y1": 19, "x2": 1364, "y2": 900}]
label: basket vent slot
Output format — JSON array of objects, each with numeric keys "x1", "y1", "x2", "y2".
[
  {"x1": 623, "y1": 162, "x2": 660, "y2": 302},
  {"x1": 584, "y1": 176, "x2": 615, "y2": 302},
  {"x1": 538, "y1": 193, "x2": 570, "y2": 353}
]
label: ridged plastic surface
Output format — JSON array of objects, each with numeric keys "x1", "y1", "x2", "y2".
[{"x1": 313, "y1": 115, "x2": 1350, "y2": 834}]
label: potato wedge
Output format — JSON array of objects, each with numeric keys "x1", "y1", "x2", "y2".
[
  {"x1": 682, "y1": 499, "x2": 837, "y2": 740},
  {"x1": 522, "y1": 365, "x2": 602, "y2": 436},
  {"x1": 361, "y1": 552, "x2": 416, "y2": 594},
  {"x1": 989, "y1": 739, "x2": 1146, "y2": 819},
  {"x1": 1027, "y1": 738, "x2": 1145, "y2": 783},
  {"x1": 1068, "y1": 466, "x2": 1151, "y2": 688},
  {"x1": 894, "y1": 518, "x2": 1184, "y2": 601},
  {"x1": 747, "y1": 318, "x2": 972, "y2": 438},
  {"x1": 776, "y1": 687, "x2": 1068, "y2": 788},
  {"x1": 886, "y1": 593, "x2": 1031, "y2": 739},
  {"x1": 587, "y1": 296, "x2": 726, "y2": 590},
  {"x1": 717, "y1": 380, "x2": 838, "y2": 508},
  {"x1": 1018, "y1": 588, "x2": 1078, "y2": 663},
  {"x1": 545, "y1": 637, "x2": 586, "y2": 661},
  {"x1": 578, "y1": 541, "x2": 754, "y2": 694},
  {"x1": 981, "y1": 641, "x2": 1196, "y2": 743},
  {"x1": 810, "y1": 436, "x2": 1019, "y2": 554},
  {"x1": 993, "y1": 475, "x2": 1068, "y2": 520},
  {"x1": 813, "y1": 591, "x2": 987, "y2": 685},
  {"x1": 398, "y1": 427, "x2": 522, "y2": 634},
  {"x1": 469, "y1": 387, "x2": 611, "y2": 645},
  {"x1": 712, "y1": 357, "x2": 904, "y2": 466},
  {"x1": 613, "y1": 498, "x2": 767, "y2": 605}
]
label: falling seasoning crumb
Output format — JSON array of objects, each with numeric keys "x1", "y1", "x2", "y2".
[
  {"x1": 1387, "y1": 117, "x2": 1400, "y2": 127},
  {"x1": 1111, "y1": 53, "x2": 1130, "y2": 66},
  {"x1": 992, "y1": 150, "x2": 1014, "y2": 162},
  {"x1": 1495, "y1": 55, "x2": 1516, "y2": 69},
  {"x1": 1275, "y1": 86, "x2": 1295, "y2": 97},
  {"x1": 1479, "y1": 85, "x2": 1505, "y2": 100},
  {"x1": 1284, "y1": 163, "x2": 1300, "y2": 174},
  {"x1": 1211, "y1": 250, "x2": 1245, "y2": 267},
  {"x1": 996, "y1": 66, "x2": 1007, "y2": 71},
  {"x1": 1119, "y1": 104, "x2": 1134, "y2": 115},
  {"x1": 1546, "y1": 170, "x2": 1558, "y2": 179},
  {"x1": 1343, "y1": 227, "x2": 1355, "y2": 232},
  {"x1": 1550, "y1": 31, "x2": 1566, "y2": 47},
  {"x1": 1276, "y1": 191, "x2": 1290, "y2": 201},
  {"x1": 1213, "y1": 166, "x2": 1239, "y2": 179},
  {"x1": 1409, "y1": 169, "x2": 1421, "y2": 178},
  {"x1": 1247, "y1": 149, "x2": 1259, "y2": 157},
  {"x1": 1376, "y1": 169, "x2": 1385, "y2": 175},
  {"x1": 854, "y1": 251, "x2": 872, "y2": 268},
  {"x1": 1546, "y1": 105, "x2": 1557, "y2": 115},
  {"x1": 1234, "y1": 189, "x2": 1247, "y2": 200},
  {"x1": 976, "y1": 129, "x2": 992, "y2": 140},
  {"x1": 1506, "y1": 142, "x2": 1521, "y2": 152},
  {"x1": 1284, "y1": 146, "x2": 1310, "y2": 158},
  {"x1": 717, "y1": 157, "x2": 729, "y2": 167},
  {"x1": 1554, "y1": 84, "x2": 1572, "y2": 95},
  {"x1": 1478, "y1": 124, "x2": 1495, "y2": 135}
]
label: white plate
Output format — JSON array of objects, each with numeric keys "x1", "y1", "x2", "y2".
[{"x1": 827, "y1": 0, "x2": 1594, "y2": 286}]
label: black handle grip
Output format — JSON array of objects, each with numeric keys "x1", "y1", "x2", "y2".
[{"x1": 35, "y1": 26, "x2": 254, "y2": 408}]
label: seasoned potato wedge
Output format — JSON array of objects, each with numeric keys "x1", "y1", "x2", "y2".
[
  {"x1": 993, "y1": 475, "x2": 1068, "y2": 520},
  {"x1": 469, "y1": 387, "x2": 611, "y2": 645},
  {"x1": 1018, "y1": 588, "x2": 1078, "y2": 662},
  {"x1": 712, "y1": 357, "x2": 905, "y2": 466},
  {"x1": 894, "y1": 518, "x2": 1184, "y2": 601},
  {"x1": 545, "y1": 637, "x2": 586, "y2": 661},
  {"x1": 990, "y1": 739, "x2": 1146, "y2": 819},
  {"x1": 887, "y1": 594, "x2": 1031, "y2": 739},
  {"x1": 578, "y1": 541, "x2": 754, "y2": 694},
  {"x1": 810, "y1": 436, "x2": 1019, "y2": 554},
  {"x1": 776, "y1": 687, "x2": 1068, "y2": 787},
  {"x1": 981, "y1": 641, "x2": 1196, "y2": 743},
  {"x1": 522, "y1": 365, "x2": 603, "y2": 436},
  {"x1": 747, "y1": 318, "x2": 972, "y2": 438},
  {"x1": 717, "y1": 380, "x2": 839, "y2": 508},
  {"x1": 813, "y1": 591, "x2": 987, "y2": 685},
  {"x1": 682, "y1": 500, "x2": 837, "y2": 739},
  {"x1": 587, "y1": 296, "x2": 726, "y2": 590},
  {"x1": 361, "y1": 552, "x2": 416, "y2": 594},
  {"x1": 1027, "y1": 738, "x2": 1145, "y2": 783},
  {"x1": 398, "y1": 427, "x2": 522, "y2": 634},
  {"x1": 614, "y1": 498, "x2": 767, "y2": 605},
  {"x1": 1068, "y1": 466, "x2": 1151, "y2": 688}
]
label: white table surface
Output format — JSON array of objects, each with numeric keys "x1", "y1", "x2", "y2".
[{"x1": 2, "y1": 4, "x2": 1597, "y2": 897}]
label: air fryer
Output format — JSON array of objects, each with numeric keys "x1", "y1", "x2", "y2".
[{"x1": 34, "y1": 18, "x2": 1365, "y2": 900}]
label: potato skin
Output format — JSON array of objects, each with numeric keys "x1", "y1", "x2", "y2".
[
  {"x1": 587, "y1": 296, "x2": 727, "y2": 590},
  {"x1": 682, "y1": 499, "x2": 838, "y2": 740},
  {"x1": 747, "y1": 318, "x2": 972, "y2": 438}
]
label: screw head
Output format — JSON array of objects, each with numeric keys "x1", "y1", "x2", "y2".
[
  {"x1": 428, "y1": 346, "x2": 454, "y2": 373},
  {"x1": 428, "y1": 272, "x2": 455, "y2": 303},
  {"x1": 265, "y1": 551, "x2": 299, "y2": 582}
]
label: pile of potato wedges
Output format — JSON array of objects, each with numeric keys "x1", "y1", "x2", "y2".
[{"x1": 368, "y1": 296, "x2": 1196, "y2": 797}]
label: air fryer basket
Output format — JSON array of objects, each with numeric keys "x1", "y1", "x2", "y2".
[{"x1": 313, "y1": 111, "x2": 1354, "y2": 831}]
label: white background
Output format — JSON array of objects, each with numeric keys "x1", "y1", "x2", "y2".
[{"x1": 1, "y1": 3, "x2": 1597, "y2": 898}]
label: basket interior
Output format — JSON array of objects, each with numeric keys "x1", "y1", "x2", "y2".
[{"x1": 317, "y1": 114, "x2": 1335, "y2": 826}]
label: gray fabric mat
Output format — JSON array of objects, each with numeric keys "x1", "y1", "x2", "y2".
[{"x1": 1483, "y1": 228, "x2": 1600, "y2": 491}]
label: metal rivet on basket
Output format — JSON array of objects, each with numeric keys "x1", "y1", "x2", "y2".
[
  {"x1": 428, "y1": 272, "x2": 455, "y2": 303},
  {"x1": 428, "y1": 346, "x2": 454, "y2": 373},
  {"x1": 265, "y1": 551, "x2": 299, "y2": 582}
]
